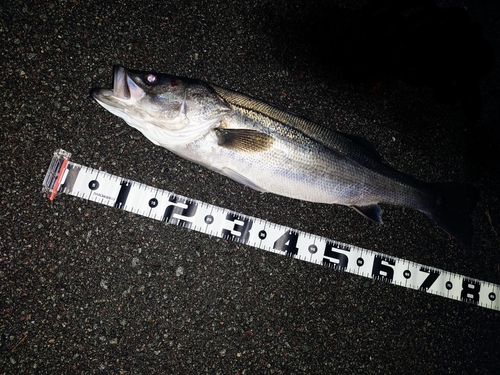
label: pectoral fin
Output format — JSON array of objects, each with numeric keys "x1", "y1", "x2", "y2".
[
  {"x1": 215, "y1": 128, "x2": 274, "y2": 152},
  {"x1": 351, "y1": 204, "x2": 383, "y2": 223}
]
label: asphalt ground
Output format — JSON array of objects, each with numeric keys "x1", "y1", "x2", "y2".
[{"x1": 1, "y1": 0, "x2": 500, "y2": 374}]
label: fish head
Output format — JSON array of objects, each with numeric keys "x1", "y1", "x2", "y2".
[{"x1": 91, "y1": 66, "x2": 229, "y2": 146}]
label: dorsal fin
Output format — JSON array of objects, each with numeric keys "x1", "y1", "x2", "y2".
[
  {"x1": 338, "y1": 132, "x2": 383, "y2": 162},
  {"x1": 210, "y1": 84, "x2": 384, "y2": 166}
]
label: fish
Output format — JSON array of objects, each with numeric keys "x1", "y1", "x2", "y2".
[{"x1": 91, "y1": 66, "x2": 479, "y2": 243}]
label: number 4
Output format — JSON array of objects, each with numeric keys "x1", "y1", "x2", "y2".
[{"x1": 273, "y1": 231, "x2": 299, "y2": 256}]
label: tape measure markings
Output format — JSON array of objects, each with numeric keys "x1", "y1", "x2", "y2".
[{"x1": 42, "y1": 149, "x2": 499, "y2": 311}]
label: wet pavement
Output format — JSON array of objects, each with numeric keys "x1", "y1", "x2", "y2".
[{"x1": 1, "y1": 0, "x2": 500, "y2": 373}]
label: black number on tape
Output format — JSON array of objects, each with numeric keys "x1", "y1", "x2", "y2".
[
  {"x1": 323, "y1": 241, "x2": 350, "y2": 270},
  {"x1": 162, "y1": 196, "x2": 197, "y2": 228},
  {"x1": 461, "y1": 279, "x2": 481, "y2": 304},
  {"x1": 114, "y1": 180, "x2": 132, "y2": 209},
  {"x1": 273, "y1": 231, "x2": 299, "y2": 256},
  {"x1": 372, "y1": 255, "x2": 395, "y2": 282},
  {"x1": 222, "y1": 213, "x2": 253, "y2": 243},
  {"x1": 419, "y1": 267, "x2": 440, "y2": 292}
]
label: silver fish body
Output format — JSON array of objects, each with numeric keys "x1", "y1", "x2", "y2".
[{"x1": 91, "y1": 66, "x2": 478, "y2": 243}]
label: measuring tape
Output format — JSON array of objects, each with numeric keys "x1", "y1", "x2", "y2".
[{"x1": 42, "y1": 149, "x2": 499, "y2": 311}]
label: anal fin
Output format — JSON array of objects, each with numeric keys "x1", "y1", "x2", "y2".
[{"x1": 351, "y1": 204, "x2": 383, "y2": 223}]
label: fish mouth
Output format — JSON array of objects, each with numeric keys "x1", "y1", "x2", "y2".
[
  {"x1": 112, "y1": 65, "x2": 130, "y2": 100},
  {"x1": 91, "y1": 66, "x2": 142, "y2": 103}
]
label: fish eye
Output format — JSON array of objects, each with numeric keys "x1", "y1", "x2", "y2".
[{"x1": 144, "y1": 73, "x2": 158, "y2": 85}]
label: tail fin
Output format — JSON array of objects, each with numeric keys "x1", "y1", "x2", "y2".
[{"x1": 426, "y1": 183, "x2": 479, "y2": 244}]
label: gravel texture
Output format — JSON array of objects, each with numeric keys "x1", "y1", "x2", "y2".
[{"x1": 1, "y1": 0, "x2": 500, "y2": 374}]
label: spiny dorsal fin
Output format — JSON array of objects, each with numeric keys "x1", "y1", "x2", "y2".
[{"x1": 210, "y1": 84, "x2": 384, "y2": 166}]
